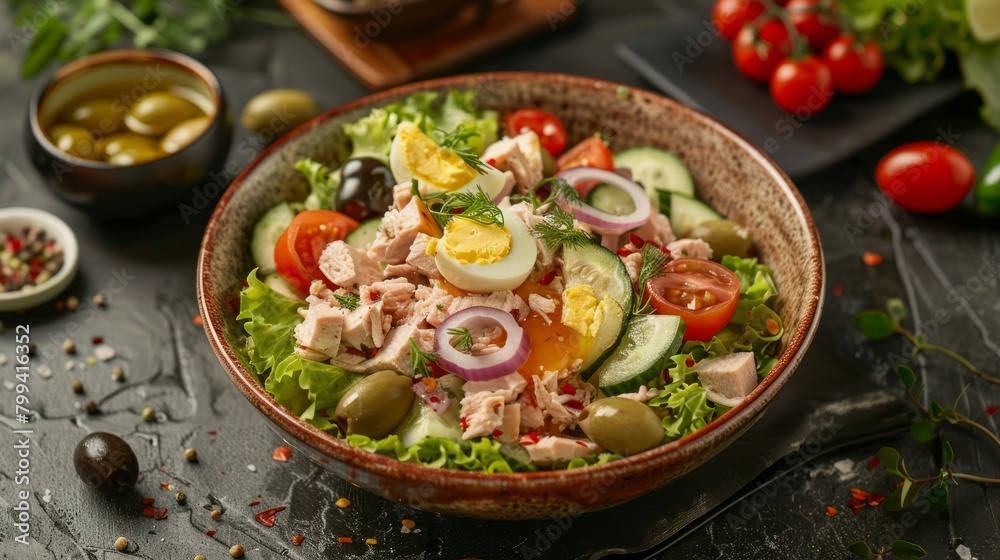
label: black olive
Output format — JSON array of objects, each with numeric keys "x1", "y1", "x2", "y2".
[
  {"x1": 73, "y1": 432, "x2": 139, "y2": 495},
  {"x1": 336, "y1": 157, "x2": 395, "y2": 221}
]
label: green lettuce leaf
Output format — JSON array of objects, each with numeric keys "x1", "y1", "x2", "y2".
[
  {"x1": 722, "y1": 255, "x2": 779, "y2": 325},
  {"x1": 734, "y1": 304, "x2": 784, "y2": 377},
  {"x1": 343, "y1": 107, "x2": 402, "y2": 162},
  {"x1": 960, "y1": 42, "x2": 1000, "y2": 131},
  {"x1": 649, "y1": 382, "x2": 716, "y2": 441},
  {"x1": 237, "y1": 270, "x2": 305, "y2": 374},
  {"x1": 435, "y1": 90, "x2": 498, "y2": 155},
  {"x1": 346, "y1": 435, "x2": 539, "y2": 473},
  {"x1": 294, "y1": 158, "x2": 340, "y2": 211}
]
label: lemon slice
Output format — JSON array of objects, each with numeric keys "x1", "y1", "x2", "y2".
[{"x1": 968, "y1": 0, "x2": 1000, "y2": 43}]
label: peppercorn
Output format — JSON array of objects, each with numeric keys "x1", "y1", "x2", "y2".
[
  {"x1": 142, "y1": 407, "x2": 156, "y2": 422},
  {"x1": 83, "y1": 400, "x2": 99, "y2": 415},
  {"x1": 229, "y1": 544, "x2": 245, "y2": 557},
  {"x1": 71, "y1": 380, "x2": 84, "y2": 394},
  {"x1": 176, "y1": 492, "x2": 186, "y2": 503},
  {"x1": 66, "y1": 296, "x2": 80, "y2": 311},
  {"x1": 184, "y1": 448, "x2": 197, "y2": 462},
  {"x1": 63, "y1": 339, "x2": 76, "y2": 354},
  {"x1": 114, "y1": 536, "x2": 128, "y2": 551},
  {"x1": 336, "y1": 497, "x2": 350, "y2": 508},
  {"x1": 93, "y1": 293, "x2": 106, "y2": 307},
  {"x1": 113, "y1": 366, "x2": 125, "y2": 382},
  {"x1": 211, "y1": 508, "x2": 222, "y2": 520},
  {"x1": 195, "y1": 556, "x2": 207, "y2": 560}
]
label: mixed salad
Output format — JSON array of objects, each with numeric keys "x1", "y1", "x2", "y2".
[{"x1": 237, "y1": 90, "x2": 784, "y2": 472}]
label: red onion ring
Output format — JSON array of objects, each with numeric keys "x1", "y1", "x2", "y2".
[
  {"x1": 434, "y1": 306, "x2": 531, "y2": 381},
  {"x1": 556, "y1": 167, "x2": 651, "y2": 234}
]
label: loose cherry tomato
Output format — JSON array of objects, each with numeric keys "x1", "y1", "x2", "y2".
[
  {"x1": 274, "y1": 210, "x2": 359, "y2": 293},
  {"x1": 712, "y1": 0, "x2": 766, "y2": 41},
  {"x1": 787, "y1": 0, "x2": 840, "y2": 50},
  {"x1": 875, "y1": 142, "x2": 975, "y2": 214},
  {"x1": 645, "y1": 258, "x2": 741, "y2": 342},
  {"x1": 732, "y1": 19, "x2": 792, "y2": 83},
  {"x1": 769, "y1": 55, "x2": 834, "y2": 116},
  {"x1": 822, "y1": 34, "x2": 884, "y2": 94},
  {"x1": 557, "y1": 136, "x2": 615, "y2": 171},
  {"x1": 506, "y1": 109, "x2": 568, "y2": 156}
]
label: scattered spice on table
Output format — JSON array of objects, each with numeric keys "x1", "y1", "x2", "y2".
[
  {"x1": 176, "y1": 492, "x2": 186, "y2": 503},
  {"x1": 160, "y1": 482, "x2": 173, "y2": 491},
  {"x1": 37, "y1": 364, "x2": 52, "y2": 379},
  {"x1": 229, "y1": 544, "x2": 245, "y2": 557},
  {"x1": 365, "y1": 538, "x2": 378, "y2": 545},
  {"x1": 86, "y1": 356, "x2": 97, "y2": 366},
  {"x1": 254, "y1": 505, "x2": 286, "y2": 527},
  {"x1": 867, "y1": 455, "x2": 881, "y2": 470},
  {"x1": 71, "y1": 380, "x2": 84, "y2": 394},
  {"x1": 272, "y1": 446, "x2": 292, "y2": 462},
  {"x1": 112, "y1": 366, "x2": 125, "y2": 382},
  {"x1": 338, "y1": 537, "x2": 353, "y2": 544},
  {"x1": 63, "y1": 339, "x2": 76, "y2": 354},
  {"x1": 847, "y1": 487, "x2": 885, "y2": 514},
  {"x1": 192, "y1": 315, "x2": 203, "y2": 326},
  {"x1": 211, "y1": 509, "x2": 223, "y2": 520},
  {"x1": 66, "y1": 296, "x2": 79, "y2": 310},
  {"x1": 143, "y1": 408, "x2": 157, "y2": 422},
  {"x1": 862, "y1": 252, "x2": 884, "y2": 267},
  {"x1": 195, "y1": 556, "x2": 207, "y2": 560},
  {"x1": 83, "y1": 400, "x2": 99, "y2": 414},
  {"x1": 94, "y1": 344, "x2": 116, "y2": 361},
  {"x1": 832, "y1": 285, "x2": 843, "y2": 296},
  {"x1": 987, "y1": 405, "x2": 997, "y2": 417},
  {"x1": 401, "y1": 518, "x2": 416, "y2": 532},
  {"x1": 113, "y1": 536, "x2": 129, "y2": 551},
  {"x1": 335, "y1": 497, "x2": 350, "y2": 509},
  {"x1": 184, "y1": 448, "x2": 198, "y2": 462},
  {"x1": 246, "y1": 464, "x2": 256, "y2": 472},
  {"x1": 207, "y1": 529, "x2": 217, "y2": 537},
  {"x1": 93, "y1": 293, "x2": 106, "y2": 307},
  {"x1": 248, "y1": 500, "x2": 260, "y2": 507},
  {"x1": 0, "y1": 227, "x2": 64, "y2": 292},
  {"x1": 826, "y1": 506, "x2": 839, "y2": 516},
  {"x1": 91, "y1": 335, "x2": 103, "y2": 344}
]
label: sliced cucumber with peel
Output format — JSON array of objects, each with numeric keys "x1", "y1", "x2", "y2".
[
  {"x1": 614, "y1": 146, "x2": 695, "y2": 200},
  {"x1": 263, "y1": 273, "x2": 304, "y2": 300},
  {"x1": 251, "y1": 202, "x2": 295, "y2": 275},
  {"x1": 345, "y1": 218, "x2": 382, "y2": 251},
  {"x1": 660, "y1": 192, "x2": 723, "y2": 238},
  {"x1": 585, "y1": 184, "x2": 637, "y2": 216},
  {"x1": 596, "y1": 314, "x2": 685, "y2": 396}
]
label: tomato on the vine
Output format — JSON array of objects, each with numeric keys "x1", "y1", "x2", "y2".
[
  {"x1": 645, "y1": 258, "x2": 741, "y2": 342},
  {"x1": 732, "y1": 19, "x2": 792, "y2": 83},
  {"x1": 274, "y1": 210, "x2": 359, "y2": 293},
  {"x1": 822, "y1": 34, "x2": 884, "y2": 94},
  {"x1": 505, "y1": 109, "x2": 568, "y2": 156},
  {"x1": 875, "y1": 142, "x2": 975, "y2": 214},
  {"x1": 712, "y1": 0, "x2": 766, "y2": 41},
  {"x1": 787, "y1": 0, "x2": 841, "y2": 50},
  {"x1": 557, "y1": 136, "x2": 614, "y2": 171},
  {"x1": 769, "y1": 55, "x2": 834, "y2": 116}
]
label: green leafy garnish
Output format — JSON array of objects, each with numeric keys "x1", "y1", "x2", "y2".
[
  {"x1": 529, "y1": 205, "x2": 593, "y2": 250},
  {"x1": 848, "y1": 539, "x2": 927, "y2": 560},
  {"x1": 334, "y1": 293, "x2": 360, "y2": 311},
  {"x1": 447, "y1": 327, "x2": 473, "y2": 353},
  {"x1": 633, "y1": 244, "x2": 671, "y2": 314},
  {"x1": 649, "y1": 382, "x2": 714, "y2": 441},
  {"x1": 294, "y1": 158, "x2": 340, "y2": 211},
  {"x1": 438, "y1": 123, "x2": 489, "y2": 175},
  {"x1": 527, "y1": 177, "x2": 584, "y2": 210},
  {"x1": 346, "y1": 434, "x2": 537, "y2": 473},
  {"x1": 409, "y1": 339, "x2": 439, "y2": 379},
  {"x1": 424, "y1": 186, "x2": 505, "y2": 229}
]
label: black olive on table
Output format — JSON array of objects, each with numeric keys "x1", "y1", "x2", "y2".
[
  {"x1": 336, "y1": 157, "x2": 395, "y2": 221},
  {"x1": 73, "y1": 432, "x2": 140, "y2": 495}
]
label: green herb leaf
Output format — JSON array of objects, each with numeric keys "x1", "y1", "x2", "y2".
[
  {"x1": 909, "y1": 419, "x2": 937, "y2": 443},
  {"x1": 634, "y1": 244, "x2": 671, "y2": 314},
  {"x1": 426, "y1": 186, "x2": 504, "y2": 229},
  {"x1": 889, "y1": 540, "x2": 927, "y2": 559},
  {"x1": 926, "y1": 479, "x2": 949, "y2": 513},
  {"x1": 334, "y1": 293, "x2": 360, "y2": 311},
  {"x1": 847, "y1": 541, "x2": 876, "y2": 559},
  {"x1": 409, "y1": 339, "x2": 439, "y2": 379},
  {"x1": 855, "y1": 310, "x2": 895, "y2": 341},
  {"x1": 878, "y1": 447, "x2": 904, "y2": 479},
  {"x1": 896, "y1": 365, "x2": 916, "y2": 389},
  {"x1": 529, "y1": 205, "x2": 593, "y2": 250},
  {"x1": 942, "y1": 440, "x2": 955, "y2": 468},
  {"x1": 447, "y1": 327, "x2": 473, "y2": 353},
  {"x1": 885, "y1": 479, "x2": 925, "y2": 511},
  {"x1": 438, "y1": 123, "x2": 489, "y2": 175},
  {"x1": 528, "y1": 177, "x2": 583, "y2": 210}
]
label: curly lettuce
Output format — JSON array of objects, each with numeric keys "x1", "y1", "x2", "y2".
[
  {"x1": 294, "y1": 158, "x2": 340, "y2": 211},
  {"x1": 649, "y1": 382, "x2": 715, "y2": 441},
  {"x1": 346, "y1": 434, "x2": 537, "y2": 473}
]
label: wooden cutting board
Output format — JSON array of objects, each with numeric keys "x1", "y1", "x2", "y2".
[{"x1": 276, "y1": 0, "x2": 578, "y2": 90}]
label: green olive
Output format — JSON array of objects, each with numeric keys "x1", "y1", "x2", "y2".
[
  {"x1": 577, "y1": 397, "x2": 663, "y2": 456},
  {"x1": 161, "y1": 117, "x2": 211, "y2": 154},
  {"x1": 102, "y1": 134, "x2": 158, "y2": 158},
  {"x1": 107, "y1": 146, "x2": 162, "y2": 166},
  {"x1": 126, "y1": 92, "x2": 201, "y2": 136},
  {"x1": 335, "y1": 370, "x2": 415, "y2": 438},
  {"x1": 64, "y1": 99, "x2": 124, "y2": 133},
  {"x1": 687, "y1": 219, "x2": 755, "y2": 260},
  {"x1": 241, "y1": 89, "x2": 319, "y2": 136},
  {"x1": 48, "y1": 125, "x2": 102, "y2": 159}
]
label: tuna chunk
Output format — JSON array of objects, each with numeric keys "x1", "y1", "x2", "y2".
[
  {"x1": 318, "y1": 241, "x2": 384, "y2": 291},
  {"x1": 361, "y1": 278, "x2": 416, "y2": 323},
  {"x1": 496, "y1": 403, "x2": 521, "y2": 444},
  {"x1": 405, "y1": 233, "x2": 442, "y2": 280},
  {"x1": 462, "y1": 373, "x2": 527, "y2": 402},
  {"x1": 507, "y1": 202, "x2": 556, "y2": 273},
  {"x1": 633, "y1": 207, "x2": 676, "y2": 246},
  {"x1": 617, "y1": 385, "x2": 659, "y2": 404},
  {"x1": 340, "y1": 301, "x2": 387, "y2": 350},
  {"x1": 368, "y1": 197, "x2": 434, "y2": 265},
  {"x1": 482, "y1": 132, "x2": 543, "y2": 193},
  {"x1": 449, "y1": 290, "x2": 529, "y2": 322},
  {"x1": 621, "y1": 251, "x2": 643, "y2": 285},
  {"x1": 667, "y1": 238, "x2": 713, "y2": 260},
  {"x1": 382, "y1": 263, "x2": 429, "y2": 287},
  {"x1": 333, "y1": 324, "x2": 419, "y2": 375},
  {"x1": 527, "y1": 293, "x2": 556, "y2": 324},
  {"x1": 523, "y1": 436, "x2": 600, "y2": 466},
  {"x1": 392, "y1": 182, "x2": 413, "y2": 210},
  {"x1": 517, "y1": 395, "x2": 544, "y2": 432},
  {"x1": 696, "y1": 352, "x2": 758, "y2": 408},
  {"x1": 532, "y1": 374, "x2": 579, "y2": 431},
  {"x1": 460, "y1": 392, "x2": 505, "y2": 440},
  {"x1": 293, "y1": 302, "x2": 345, "y2": 358},
  {"x1": 405, "y1": 285, "x2": 453, "y2": 327}
]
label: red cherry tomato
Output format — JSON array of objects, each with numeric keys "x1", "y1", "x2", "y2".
[
  {"x1": 732, "y1": 19, "x2": 792, "y2": 83},
  {"x1": 646, "y1": 258, "x2": 741, "y2": 342},
  {"x1": 822, "y1": 34, "x2": 884, "y2": 94},
  {"x1": 787, "y1": 0, "x2": 841, "y2": 50},
  {"x1": 712, "y1": 0, "x2": 766, "y2": 41},
  {"x1": 769, "y1": 55, "x2": 834, "y2": 116},
  {"x1": 274, "y1": 210, "x2": 359, "y2": 293},
  {"x1": 875, "y1": 142, "x2": 975, "y2": 214},
  {"x1": 556, "y1": 136, "x2": 615, "y2": 171},
  {"x1": 505, "y1": 109, "x2": 568, "y2": 156}
]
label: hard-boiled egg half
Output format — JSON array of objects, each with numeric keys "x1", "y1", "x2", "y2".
[
  {"x1": 390, "y1": 122, "x2": 508, "y2": 200},
  {"x1": 426, "y1": 207, "x2": 537, "y2": 293}
]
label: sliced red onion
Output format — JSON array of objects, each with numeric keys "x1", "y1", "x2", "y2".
[
  {"x1": 434, "y1": 306, "x2": 530, "y2": 382},
  {"x1": 556, "y1": 167, "x2": 650, "y2": 235},
  {"x1": 615, "y1": 167, "x2": 633, "y2": 181}
]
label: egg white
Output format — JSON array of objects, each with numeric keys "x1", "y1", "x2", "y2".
[{"x1": 434, "y1": 207, "x2": 537, "y2": 294}]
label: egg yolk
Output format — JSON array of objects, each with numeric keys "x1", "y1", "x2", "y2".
[
  {"x1": 515, "y1": 281, "x2": 585, "y2": 379},
  {"x1": 440, "y1": 217, "x2": 511, "y2": 265},
  {"x1": 399, "y1": 125, "x2": 477, "y2": 191},
  {"x1": 561, "y1": 284, "x2": 608, "y2": 338}
]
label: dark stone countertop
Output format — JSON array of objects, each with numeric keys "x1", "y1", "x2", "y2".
[{"x1": 0, "y1": 1, "x2": 998, "y2": 559}]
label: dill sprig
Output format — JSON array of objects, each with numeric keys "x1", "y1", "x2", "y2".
[
  {"x1": 447, "y1": 327, "x2": 474, "y2": 353},
  {"x1": 438, "y1": 124, "x2": 489, "y2": 175},
  {"x1": 530, "y1": 205, "x2": 593, "y2": 250},
  {"x1": 409, "y1": 339, "x2": 439, "y2": 379},
  {"x1": 425, "y1": 186, "x2": 505, "y2": 229},
  {"x1": 528, "y1": 177, "x2": 583, "y2": 210},
  {"x1": 634, "y1": 243, "x2": 671, "y2": 314},
  {"x1": 333, "y1": 293, "x2": 360, "y2": 310}
]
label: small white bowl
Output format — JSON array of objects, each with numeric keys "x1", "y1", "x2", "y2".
[{"x1": 0, "y1": 208, "x2": 79, "y2": 312}]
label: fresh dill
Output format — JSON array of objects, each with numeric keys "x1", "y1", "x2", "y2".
[
  {"x1": 333, "y1": 293, "x2": 360, "y2": 310},
  {"x1": 409, "y1": 339, "x2": 439, "y2": 379},
  {"x1": 530, "y1": 205, "x2": 593, "y2": 250},
  {"x1": 425, "y1": 186, "x2": 505, "y2": 229},
  {"x1": 634, "y1": 243, "x2": 671, "y2": 314},
  {"x1": 447, "y1": 327, "x2": 474, "y2": 353},
  {"x1": 528, "y1": 177, "x2": 583, "y2": 210},
  {"x1": 438, "y1": 124, "x2": 489, "y2": 175}
]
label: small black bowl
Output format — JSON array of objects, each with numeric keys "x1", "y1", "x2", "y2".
[{"x1": 26, "y1": 49, "x2": 232, "y2": 220}]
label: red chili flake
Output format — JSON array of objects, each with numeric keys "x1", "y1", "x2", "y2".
[
  {"x1": 765, "y1": 318, "x2": 780, "y2": 335},
  {"x1": 159, "y1": 482, "x2": 172, "y2": 491},
  {"x1": 272, "y1": 446, "x2": 292, "y2": 463},
  {"x1": 862, "y1": 252, "x2": 883, "y2": 267},
  {"x1": 492, "y1": 429, "x2": 504, "y2": 437},
  {"x1": 539, "y1": 269, "x2": 556, "y2": 286},
  {"x1": 564, "y1": 400, "x2": 584, "y2": 410},
  {"x1": 520, "y1": 431, "x2": 540, "y2": 445},
  {"x1": 192, "y1": 315, "x2": 203, "y2": 326},
  {"x1": 339, "y1": 537, "x2": 353, "y2": 544},
  {"x1": 832, "y1": 285, "x2": 843, "y2": 297},
  {"x1": 987, "y1": 405, "x2": 998, "y2": 418},
  {"x1": 826, "y1": 506, "x2": 839, "y2": 516},
  {"x1": 617, "y1": 247, "x2": 631, "y2": 257},
  {"x1": 248, "y1": 500, "x2": 260, "y2": 507},
  {"x1": 207, "y1": 530, "x2": 217, "y2": 537},
  {"x1": 492, "y1": 402, "x2": 502, "y2": 412},
  {"x1": 850, "y1": 487, "x2": 873, "y2": 501},
  {"x1": 560, "y1": 384, "x2": 577, "y2": 396},
  {"x1": 143, "y1": 506, "x2": 155, "y2": 517},
  {"x1": 258, "y1": 494, "x2": 262, "y2": 498},
  {"x1": 628, "y1": 233, "x2": 645, "y2": 249},
  {"x1": 510, "y1": 308, "x2": 520, "y2": 320},
  {"x1": 91, "y1": 336, "x2": 104, "y2": 344},
  {"x1": 685, "y1": 358, "x2": 696, "y2": 368},
  {"x1": 141, "y1": 498, "x2": 155, "y2": 506},
  {"x1": 868, "y1": 494, "x2": 886, "y2": 507},
  {"x1": 486, "y1": 158, "x2": 496, "y2": 167},
  {"x1": 867, "y1": 455, "x2": 880, "y2": 470},
  {"x1": 207, "y1": 430, "x2": 217, "y2": 436},
  {"x1": 575, "y1": 440, "x2": 589, "y2": 447},
  {"x1": 320, "y1": 411, "x2": 330, "y2": 418},
  {"x1": 366, "y1": 347, "x2": 378, "y2": 359},
  {"x1": 152, "y1": 507, "x2": 168, "y2": 520},
  {"x1": 290, "y1": 535, "x2": 305, "y2": 546},
  {"x1": 460, "y1": 417, "x2": 469, "y2": 430},
  {"x1": 220, "y1": 470, "x2": 226, "y2": 475},
  {"x1": 659, "y1": 245, "x2": 671, "y2": 256},
  {"x1": 254, "y1": 505, "x2": 286, "y2": 528}
]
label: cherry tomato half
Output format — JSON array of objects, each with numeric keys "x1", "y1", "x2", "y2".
[
  {"x1": 732, "y1": 19, "x2": 792, "y2": 83},
  {"x1": 712, "y1": 0, "x2": 766, "y2": 41},
  {"x1": 822, "y1": 34, "x2": 884, "y2": 94},
  {"x1": 274, "y1": 210, "x2": 359, "y2": 293},
  {"x1": 769, "y1": 55, "x2": 834, "y2": 116},
  {"x1": 645, "y1": 258, "x2": 741, "y2": 342},
  {"x1": 557, "y1": 136, "x2": 615, "y2": 172},
  {"x1": 787, "y1": 0, "x2": 841, "y2": 51},
  {"x1": 875, "y1": 142, "x2": 975, "y2": 214},
  {"x1": 506, "y1": 109, "x2": 568, "y2": 156}
]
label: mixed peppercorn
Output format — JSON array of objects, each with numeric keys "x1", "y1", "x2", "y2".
[{"x1": 1, "y1": 227, "x2": 64, "y2": 292}]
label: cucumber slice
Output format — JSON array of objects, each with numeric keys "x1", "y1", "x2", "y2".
[
  {"x1": 251, "y1": 203, "x2": 295, "y2": 275},
  {"x1": 614, "y1": 146, "x2": 695, "y2": 199},
  {"x1": 345, "y1": 218, "x2": 382, "y2": 251},
  {"x1": 263, "y1": 273, "x2": 304, "y2": 300},
  {"x1": 393, "y1": 374, "x2": 464, "y2": 448},
  {"x1": 585, "y1": 184, "x2": 637, "y2": 215},
  {"x1": 596, "y1": 314, "x2": 685, "y2": 396},
  {"x1": 562, "y1": 243, "x2": 634, "y2": 380},
  {"x1": 660, "y1": 193, "x2": 723, "y2": 238}
]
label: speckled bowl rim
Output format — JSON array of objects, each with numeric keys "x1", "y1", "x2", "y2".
[{"x1": 198, "y1": 73, "x2": 824, "y2": 494}]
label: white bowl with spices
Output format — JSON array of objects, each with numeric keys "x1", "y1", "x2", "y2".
[{"x1": 0, "y1": 207, "x2": 79, "y2": 312}]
